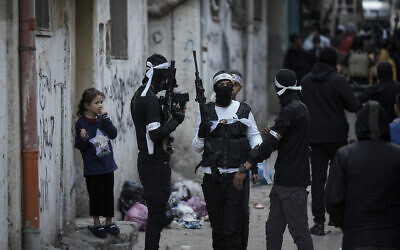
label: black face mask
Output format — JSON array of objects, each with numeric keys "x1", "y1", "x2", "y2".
[
  {"x1": 215, "y1": 85, "x2": 233, "y2": 107},
  {"x1": 151, "y1": 69, "x2": 168, "y2": 93}
]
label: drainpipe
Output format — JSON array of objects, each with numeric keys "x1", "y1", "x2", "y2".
[{"x1": 19, "y1": 0, "x2": 40, "y2": 249}]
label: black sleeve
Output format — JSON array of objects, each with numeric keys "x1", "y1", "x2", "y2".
[
  {"x1": 75, "y1": 121, "x2": 89, "y2": 151},
  {"x1": 247, "y1": 106, "x2": 294, "y2": 166},
  {"x1": 101, "y1": 116, "x2": 118, "y2": 139},
  {"x1": 145, "y1": 95, "x2": 180, "y2": 142},
  {"x1": 336, "y1": 76, "x2": 362, "y2": 112},
  {"x1": 325, "y1": 150, "x2": 347, "y2": 228}
]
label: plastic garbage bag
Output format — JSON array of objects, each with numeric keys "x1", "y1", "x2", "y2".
[
  {"x1": 119, "y1": 181, "x2": 146, "y2": 217},
  {"x1": 124, "y1": 202, "x2": 148, "y2": 231},
  {"x1": 187, "y1": 196, "x2": 207, "y2": 217}
]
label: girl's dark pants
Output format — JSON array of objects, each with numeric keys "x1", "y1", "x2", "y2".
[{"x1": 85, "y1": 171, "x2": 115, "y2": 217}]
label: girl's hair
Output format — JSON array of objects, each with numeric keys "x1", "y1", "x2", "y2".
[{"x1": 77, "y1": 88, "x2": 105, "y2": 116}]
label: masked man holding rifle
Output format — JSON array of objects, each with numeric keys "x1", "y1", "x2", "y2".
[{"x1": 191, "y1": 51, "x2": 262, "y2": 250}]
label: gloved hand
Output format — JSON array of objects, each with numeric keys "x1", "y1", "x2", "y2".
[
  {"x1": 198, "y1": 120, "x2": 212, "y2": 138},
  {"x1": 172, "y1": 107, "x2": 185, "y2": 124}
]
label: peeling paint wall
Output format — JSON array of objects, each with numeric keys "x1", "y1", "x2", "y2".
[
  {"x1": 148, "y1": 0, "x2": 269, "y2": 180},
  {"x1": 35, "y1": 0, "x2": 75, "y2": 244},
  {"x1": 75, "y1": 0, "x2": 148, "y2": 217},
  {"x1": 0, "y1": 0, "x2": 9, "y2": 248}
]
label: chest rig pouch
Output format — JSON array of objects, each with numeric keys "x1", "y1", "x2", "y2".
[{"x1": 202, "y1": 102, "x2": 251, "y2": 169}]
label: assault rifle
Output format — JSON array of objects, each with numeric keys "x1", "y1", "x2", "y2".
[
  {"x1": 193, "y1": 51, "x2": 208, "y2": 121},
  {"x1": 193, "y1": 51, "x2": 221, "y2": 180},
  {"x1": 159, "y1": 60, "x2": 189, "y2": 154}
]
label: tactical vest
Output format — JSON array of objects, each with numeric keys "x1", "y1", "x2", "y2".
[
  {"x1": 202, "y1": 102, "x2": 251, "y2": 169},
  {"x1": 348, "y1": 51, "x2": 370, "y2": 77}
]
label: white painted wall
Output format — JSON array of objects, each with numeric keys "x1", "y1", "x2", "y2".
[
  {"x1": 0, "y1": 1, "x2": 9, "y2": 248},
  {"x1": 35, "y1": 0, "x2": 75, "y2": 244},
  {"x1": 148, "y1": 0, "x2": 269, "y2": 180}
]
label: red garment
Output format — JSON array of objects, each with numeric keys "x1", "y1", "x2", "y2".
[{"x1": 339, "y1": 34, "x2": 355, "y2": 55}]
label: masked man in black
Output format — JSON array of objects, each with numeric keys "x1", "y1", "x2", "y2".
[
  {"x1": 237, "y1": 69, "x2": 314, "y2": 250},
  {"x1": 192, "y1": 71, "x2": 262, "y2": 250},
  {"x1": 325, "y1": 101, "x2": 400, "y2": 250},
  {"x1": 131, "y1": 54, "x2": 185, "y2": 250}
]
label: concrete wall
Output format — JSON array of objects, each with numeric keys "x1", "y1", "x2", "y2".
[
  {"x1": 6, "y1": 0, "x2": 22, "y2": 249},
  {"x1": 0, "y1": 0, "x2": 9, "y2": 248},
  {"x1": 35, "y1": 0, "x2": 75, "y2": 244},
  {"x1": 148, "y1": 0, "x2": 269, "y2": 181},
  {"x1": 75, "y1": 0, "x2": 148, "y2": 217}
]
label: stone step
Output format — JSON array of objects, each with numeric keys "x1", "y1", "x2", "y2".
[{"x1": 60, "y1": 218, "x2": 138, "y2": 250}]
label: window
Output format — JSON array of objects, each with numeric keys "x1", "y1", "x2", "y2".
[
  {"x1": 231, "y1": 0, "x2": 245, "y2": 29},
  {"x1": 35, "y1": 0, "x2": 50, "y2": 31},
  {"x1": 110, "y1": 0, "x2": 128, "y2": 59},
  {"x1": 254, "y1": 0, "x2": 262, "y2": 21}
]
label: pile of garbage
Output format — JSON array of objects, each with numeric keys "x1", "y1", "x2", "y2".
[
  {"x1": 168, "y1": 181, "x2": 207, "y2": 229},
  {"x1": 119, "y1": 179, "x2": 207, "y2": 231}
]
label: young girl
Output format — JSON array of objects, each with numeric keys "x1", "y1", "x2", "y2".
[{"x1": 75, "y1": 88, "x2": 120, "y2": 238}]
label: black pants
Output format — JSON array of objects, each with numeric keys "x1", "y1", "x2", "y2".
[
  {"x1": 85, "y1": 171, "x2": 115, "y2": 217},
  {"x1": 137, "y1": 152, "x2": 171, "y2": 250},
  {"x1": 310, "y1": 141, "x2": 346, "y2": 224},
  {"x1": 202, "y1": 173, "x2": 248, "y2": 250},
  {"x1": 266, "y1": 184, "x2": 313, "y2": 250}
]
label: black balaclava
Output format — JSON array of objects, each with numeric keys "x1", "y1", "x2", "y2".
[
  {"x1": 146, "y1": 53, "x2": 168, "y2": 93},
  {"x1": 213, "y1": 71, "x2": 233, "y2": 107},
  {"x1": 319, "y1": 47, "x2": 337, "y2": 68},
  {"x1": 377, "y1": 62, "x2": 393, "y2": 83}
]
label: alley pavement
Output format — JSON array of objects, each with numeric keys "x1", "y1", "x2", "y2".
[{"x1": 133, "y1": 184, "x2": 343, "y2": 250}]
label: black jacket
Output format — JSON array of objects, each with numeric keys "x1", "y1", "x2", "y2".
[
  {"x1": 284, "y1": 46, "x2": 312, "y2": 81},
  {"x1": 359, "y1": 80, "x2": 400, "y2": 121},
  {"x1": 301, "y1": 63, "x2": 361, "y2": 143},
  {"x1": 248, "y1": 92, "x2": 311, "y2": 187},
  {"x1": 325, "y1": 101, "x2": 400, "y2": 250}
]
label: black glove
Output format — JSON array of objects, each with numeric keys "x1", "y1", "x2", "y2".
[
  {"x1": 198, "y1": 120, "x2": 212, "y2": 138},
  {"x1": 172, "y1": 107, "x2": 185, "y2": 124}
]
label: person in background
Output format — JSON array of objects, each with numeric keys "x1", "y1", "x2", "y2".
[
  {"x1": 359, "y1": 62, "x2": 400, "y2": 121},
  {"x1": 325, "y1": 101, "x2": 400, "y2": 250},
  {"x1": 339, "y1": 22, "x2": 356, "y2": 55},
  {"x1": 307, "y1": 35, "x2": 322, "y2": 68},
  {"x1": 340, "y1": 36, "x2": 371, "y2": 85},
  {"x1": 300, "y1": 47, "x2": 361, "y2": 235},
  {"x1": 303, "y1": 23, "x2": 331, "y2": 51},
  {"x1": 284, "y1": 33, "x2": 312, "y2": 81},
  {"x1": 230, "y1": 70, "x2": 243, "y2": 101}
]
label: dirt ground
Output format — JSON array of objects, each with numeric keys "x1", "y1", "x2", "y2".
[{"x1": 133, "y1": 184, "x2": 343, "y2": 250}]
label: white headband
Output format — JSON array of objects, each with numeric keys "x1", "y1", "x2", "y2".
[
  {"x1": 213, "y1": 73, "x2": 233, "y2": 85},
  {"x1": 274, "y1": 78, "x2": 302, "y2": 96},
  {"x1": 232, "y1": 74, "x2": 243, "y2": 85},
  {"x1": 141, "y1": 61, "x2": 169, "y2": 96}
]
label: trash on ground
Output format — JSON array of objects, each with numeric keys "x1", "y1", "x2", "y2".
[{"x1": 253, "y1": 202, "x2": 266, "y2": 209}]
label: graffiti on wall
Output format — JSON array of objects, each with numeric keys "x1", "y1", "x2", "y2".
[
  {"x1": 102, "y1": 69, "x2": 140, "y2": 141},
  {"x1": 38, "y1": 70, "x2": 58, "y2": 160}
]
